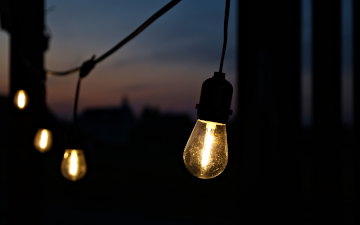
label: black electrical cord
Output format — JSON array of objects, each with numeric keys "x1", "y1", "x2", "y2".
[
  {"x1": 47, "y1": 0, "x2": 182, "y2": 76},
  {"x1": 73, "y1": 77, "x2": 81, "y2": 124},
  {"x1": 72, "y1": 56, "x2": 95, "y2": 125},
  {"x1": 219, "y1": 0, "x2": 230, "y2": 73}
]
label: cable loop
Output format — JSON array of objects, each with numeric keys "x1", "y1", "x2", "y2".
[{"x1": 79, "y1": 56, "x2": 96, "y2": 79}]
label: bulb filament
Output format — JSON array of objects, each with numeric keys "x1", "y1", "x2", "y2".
[
  {"x1": 15, "y1": 90, "x2": 28, "y2": 110},
  {"x1": 69, "y1": 150, "x2": 79, "y2": 177},
  {"x1": 39, "y1": 129, "x2": 49, "y2": 149},
  {"x1": 201, "y1": 123, "x2": 216, "y2": 170}
]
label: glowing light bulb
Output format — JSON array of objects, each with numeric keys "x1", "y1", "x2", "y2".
[
  {"x1": 61, "y1": 149, "x2": 87, "y2": 181},
  {"x1": 34, "y1": 128, "x2": 52, "y2": 153},
  {"x1": 14, "y1": 89, "x2": 28, "y2": 110},
  {"x1": 183, "y1": 119, "x2": 228, "y2": 179}
]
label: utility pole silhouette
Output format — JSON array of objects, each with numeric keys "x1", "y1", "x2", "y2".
[
  {"x1": 312, "y1": 0, "x2": 343, "y2": 224},
  {"x1": 238, "y1": 0, "x2": 359, "y2": 224},
  {"x1": 238, "y1": 0, "x2": 302, "y2": 224},
  {"x1": 1, "y1": 0, "x2": 47, "y2": 224},
  {"x1": 352, "y1": 1, "x2": 360, "y2": 224},
  {"x1": 355, "y1": 0, "x2": 360, "y2": 130}
]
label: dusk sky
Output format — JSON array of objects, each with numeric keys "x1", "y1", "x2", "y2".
[{"x1": 0, "y1": 0, "x2": 238, "y2": 120}]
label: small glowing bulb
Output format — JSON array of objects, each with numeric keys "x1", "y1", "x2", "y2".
[
  {"x1": 34, "y1": 128, "x2": 52, "y2": 153},
  {"x1": 183, "y1": 119, "x2": 228, "y2": 179},
  {"x1": 14, "y1": 89, "x2": 28, "y2": 110},
  {"x1": 61, "y1": 149, "x2": 87, "y2": 181}
]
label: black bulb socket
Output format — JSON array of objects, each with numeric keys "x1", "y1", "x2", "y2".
[
  {"x1": 65, "y1": 126, "x2": 85, "y2": 150},
  {"x1": 196, "y1": 72, "x2": 233, "y2": 124}
]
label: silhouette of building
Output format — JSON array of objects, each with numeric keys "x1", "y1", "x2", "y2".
[{"x1": 78, "y1": 97, "x2": 136, "y2": 146}]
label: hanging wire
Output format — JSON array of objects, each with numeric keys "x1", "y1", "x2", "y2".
[
  {"x1": 47, "y1": 0, "x2": 182, "y2": 76},
  {"x1": 72, "y1": 55, "x2": 95, "y2": 124},
  {"x1": 219, "y1": 0, "x2": 230, "y2": 73},
  {"x1": 73, "y1": 77, "x2": 82, "y2": 124}
]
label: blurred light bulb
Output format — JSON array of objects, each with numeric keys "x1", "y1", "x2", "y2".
[
  {"x1": 14, "y1": 89, "x2": 28, "y2": 110},
  {"x1": 61, "y1": 149, "x2": 87, "y2": 181},
  {"x1": 183, "y1": 119, "x2": 228, "y2": 179},
  {"x1": 34, "y1": 128, "x2": 52, "y2": 153}
]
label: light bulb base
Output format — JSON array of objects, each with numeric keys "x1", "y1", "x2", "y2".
[
  {"x1": 65, "y1": 126, "x2": 85, "y2": 150},
  {"x1": 196, "y1": 72, "x2": 233, "y2": 124}
]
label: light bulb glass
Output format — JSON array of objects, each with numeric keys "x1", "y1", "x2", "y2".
[
  {"x1": 34, "y1": 128, "x2": 52, "y2": 153},
  {"x1": 61, "y1": 149, "x2": 87, "y2": 181},
  {"x1": 183, "y1": 119, "x2": 228, "y2": 179},
  {"x1": 14, "y1": 89, "x2": 28, "y2": 110}
]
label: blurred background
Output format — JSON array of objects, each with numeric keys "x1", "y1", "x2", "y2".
[{"x1": 1, "y1": 0, "x2": 360, "y2": 224}]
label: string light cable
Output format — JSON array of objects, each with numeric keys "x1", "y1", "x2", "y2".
[
  {"x1": 58, "y1": 0, "x2": 183, "y2": 149},
  {"x1": 46, "y1": 0, "x2": 182, "y2": 77},
  {"x1": 66, "y1": 0, "x2": 182, "y2": 133},
  {"x1": 219, "y1": 0, "x2": 230, "y2": 73}
]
